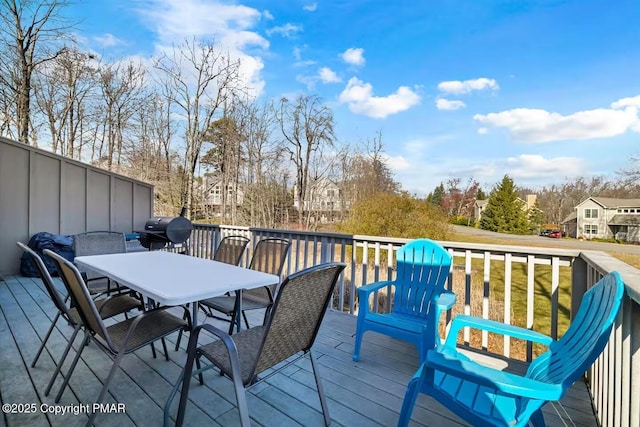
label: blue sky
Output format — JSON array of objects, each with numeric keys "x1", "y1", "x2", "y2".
[{"x1": 66, "y1": 0, "x2": 640, "y2": 195}]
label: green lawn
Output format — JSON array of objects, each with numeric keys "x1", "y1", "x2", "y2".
[{"x1": 447, "y1": 232, "x2": 576, "y2": 359}]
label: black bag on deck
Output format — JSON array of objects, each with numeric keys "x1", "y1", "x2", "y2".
[{"x1": 20, "y1": 232, "x2": 74, "y2": 277}]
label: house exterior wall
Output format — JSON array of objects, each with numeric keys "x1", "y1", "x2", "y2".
[
  {"x1": 574, "y1": 197, "x2": 640, "y2": 242},
  {"x1": 203, "y1": 178, "x2": 244, "y2": 207},
  {"x1": 576, "y1": 199, "x2": 610, "y2": 239},
  {"x1": 0, "y1": 137, "x2": 154, "y2": 275}
]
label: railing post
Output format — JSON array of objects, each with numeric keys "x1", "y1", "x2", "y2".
[
  {"x1": 571, "y1": 255, "x2": 588, "y2": 321},
  {"x1": 320, "y1": 236, "x2": 331, "y2": 263}
]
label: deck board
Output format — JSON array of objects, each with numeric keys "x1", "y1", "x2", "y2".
[{"x1": 0, "y1": 275, "x2": 597, "y2": 426}]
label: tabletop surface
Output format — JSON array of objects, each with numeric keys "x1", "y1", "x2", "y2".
[{"x1": 75, "y1": 251, "x2": 279, "y2": 306}]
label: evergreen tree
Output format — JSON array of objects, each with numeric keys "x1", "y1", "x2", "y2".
[
  {"x1": 527, "y1": 201, "x2": 545, "y2": 234},
  {"x1": 430, "y1": 182, "x2": 445, "y2": 206},
  {"x1": 476, "y1": 187, "x2": 487, "y2": 200},
  {"x1": 480, "y1": 175, "x2": 529, "y2": 234}
]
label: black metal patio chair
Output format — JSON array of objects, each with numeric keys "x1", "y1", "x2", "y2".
[
  {"x1": 73, "y1": 230, "x2": 127, "y2": 294},
  {"x1": 199, "y1": 237, "x2": 290, "y2": 334},
  {"x1": 17, "y1": 242, "x2": 143, "y2": 389},
  {"x1": 166, "y1": 262, "x2": 346, "y2": 427},
  {"x1": 174, "y1": 235, "x2": 251, "y2": 350},
  {"x1": 44, "y1": 249, "x2": 191, "y2": 427}
]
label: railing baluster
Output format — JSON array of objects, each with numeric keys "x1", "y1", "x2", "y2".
[
  {"x1": 504, "y1": 253, "x2": 512, "y2": 358},
  {"x1": 482, "y1": 251, "x2": 490, "y2": 351},
  {"x1": 526, "y1": 254, "x2": 535, "y2": 362}
]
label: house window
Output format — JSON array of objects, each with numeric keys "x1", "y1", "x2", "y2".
[
  {"x1": 584, "y1": 208, "x2": 599, "y2": 219},
  {"x1": 617, "y1": 209, "x2": 623, "y2": 213},
  {"x1": 326, "y1": 189, "x2": 335, "y2": 197},
  {"x1": 584, "y1": 224, "x2": 598, "y2": 235},
  {"x1": 623, "y1": 209, "x2": 629, "y2": 213}
]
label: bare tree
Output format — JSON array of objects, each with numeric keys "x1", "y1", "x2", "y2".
[
  {"x1": 0, "y1": 0, "x2": 74, "y2": 143},
  {"x1": 33, "y1": 46, "x2": 96, "y2": 158},
  {"x1": 276, "y1": 94, "x2": 335, "y2": 228},
  {"x1": 153, "y1": 37, "x2": 242, "y2": 217},
  {"x1": 95, "y1": 60, "x2": 145, "y2": 170}
]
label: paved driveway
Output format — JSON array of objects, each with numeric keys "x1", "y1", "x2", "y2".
[{"x1": 452, "y1": 225, "x2": 640, "y2": 256}]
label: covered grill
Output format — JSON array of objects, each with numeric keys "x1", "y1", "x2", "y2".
[{"x1": 137, "y1": 211, "x2": 193, "y2": 251}]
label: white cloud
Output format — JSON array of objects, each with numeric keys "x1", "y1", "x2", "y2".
[
  {"x1": 94, "y1": 33, "x2": 124, "y2": 48},
  {"x1": 438, "y1": 77, "x2": 499, "y2": 95},
  {"x1": 267, "y1": 23, "x2": 302, "y2": 38},
  {"x1": 318, "y1": 67, "x2": 341, "y2": 83},
  {"x1": 338, "y1": 77, "x2": 420, "y2": 119},
  {"x1": 478, "y1": 127, "x2": 488, "y2": 134},
  {"x1": 611, "y1": 95, "x2": 640, "y2": 109},
  {"x1": 263, "y1": 10, "x2": 274, "y2": 20},
  {"x1": 303, "y1": 3, "x2": 317, "y2": 11},
  {"x1": 473, "y1": 99, "x2": 640, "y2": 143},
  {"x1": 341, "y1": 47, "x2": 365, "y2": 66},
  {"x1": 134, "y1": 0, "x2": 269, "y2": 95},
  {"x1": 436, "y1": 98, "x2": 466, "y2": 110},
  {"x1": 384, "y1": 154, "x2": 411, "y2": 171},
  {"x1": 297, "y1": 67, "x2": 341, "y2": 89},
  {"x1": 505, "y1": 154, "x2": 585, "y2": 179}
]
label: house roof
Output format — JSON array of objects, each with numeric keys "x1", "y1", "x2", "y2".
[
  {"x1": 475, "y1": 199, "x2": 488, "y2": 207},
  {"x1": 608, "y1": 214, "x2": 640, "y2": 226},
  {"x1": 561, "y1": 211, "x2": 577, "y2": 223},
  {"x1": 590, "y1": 197, "x2": 640, "y2": 208}
]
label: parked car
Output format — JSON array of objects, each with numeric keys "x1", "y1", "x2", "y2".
[
  {"x1": 540, "y1": 229, "x2": 553, "y2": 237},
  {"x1": 547, "y1": 230, "x2": 562, "y2": 238}
]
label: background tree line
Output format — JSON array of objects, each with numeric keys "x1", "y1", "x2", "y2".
[{"x1": 2, "y1": 1, "x2": 638, "y2": 240}]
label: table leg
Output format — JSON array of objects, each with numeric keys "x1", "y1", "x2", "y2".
[{"x1": 192, "y1": 301, "x2": 198, "y2": 326}]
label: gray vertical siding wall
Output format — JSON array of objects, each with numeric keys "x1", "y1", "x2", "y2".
[{"x1": 0, "y1": 137, "x2": 154, "y2": 275}]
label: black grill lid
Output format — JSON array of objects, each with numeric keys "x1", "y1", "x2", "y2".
[{"x1": 142, "y1": 216, "x2": 193, "y2": 244}]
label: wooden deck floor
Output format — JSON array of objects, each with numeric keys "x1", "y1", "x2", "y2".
[{"x1": 0, "y1": 275, "x2": 597, "y2": 427}]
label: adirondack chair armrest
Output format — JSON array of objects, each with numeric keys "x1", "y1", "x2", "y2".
[
  {"x1": 436, "y1": 291, "x2": 456, "y2": 311},
  {"x1": 357, "y1": 280, "x2": 395, "y2": 296},
  {"x1": 444, "y1": 315, "x2": 553, "y2": 350},
  {"x1": 425, "y1": 350, "x2": 563, "y2": 401}
]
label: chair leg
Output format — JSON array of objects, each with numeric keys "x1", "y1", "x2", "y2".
[
  {"x1": 151, "y1": 342, "x2": 157, "y2": 358},
  {"x1": 32, "y1": 311, "x2": 61, "y2": 367},
  {"x1": 175, "y1": 309, "x2": 190, "y2": 351},
  {"x1": 242, "y1": 311, "x2": 250, "y2": 329},
  {"x1": 233, "y1": 376, "x2": 251, "y2": 427},
  {"x1": 397, "y1": 371, "x2": 423, "y2": 427},
  {"x1": 176, "y1": 330, "x2": 200, "y2": 426},
  {"x1": 175, "y1": 330, "x2": 183, "y2": 351},
  {"x1": 353, "y1": 325, "x2": 365, "y2": 362},
  {"x1": 86, "y1": 349, "x2": 126, "y2": 427},
  {"x1": 530, "y1": 409, "x2": 546, "y2": 427},
  {"x1": 310, "y1": 351, "x2": 331, "y2": 426},
  {"x1": 161, "y1": 337, "x2": 169, "y2": 361},
  {"x1": 55, "y1": 333, "x2": 91, "y2": 403},
  {"x1": 196, "y1": 354, "x2": 204, "y2": 385},
  {"x1": 44, "y1": 324, "x2": 81, "y2": 396}
]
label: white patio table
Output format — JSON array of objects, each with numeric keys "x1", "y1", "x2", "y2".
[{"x1": 74, "y1": 250, "x2": 279, "y2": 326}]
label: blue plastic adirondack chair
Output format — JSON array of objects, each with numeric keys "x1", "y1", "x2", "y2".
[
  {"x1": 353, "y1": 239, "x2": 454, "y2": 363},
  {"x1": 398, "y1": 271, "x2": 625, "y2": 427}
]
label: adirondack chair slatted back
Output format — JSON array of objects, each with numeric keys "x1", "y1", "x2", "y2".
[
  {"x1": 526, "y1": 272, "x2": 624, "y2": 387},
  {"x1": 393, "y1": 239, "x2": 452, "y2": 317}
]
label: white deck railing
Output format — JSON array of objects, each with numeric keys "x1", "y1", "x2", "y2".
[{"x1": 188, "y1": 223, "x2": 639, "y2": 427}]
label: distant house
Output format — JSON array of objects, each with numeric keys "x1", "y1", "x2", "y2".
[
  {"x1": 561, "y1": 211, "x2": 577, "y2": 238},
  {"x1": 293, "y1": 177, "x2": 348, "y2": 223},
  {"x1": 574, "y1": 197, "x2": 640, "y2": 242},
  {"x1": 203, "y1": 176, "x2": 244, "y2": 211},
  {"x1": 474, "y1": 194, "x2": 537, "y2": 223},
  {"x1": 473, "y1": 199, "x2": 488, "y2": 223}
]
